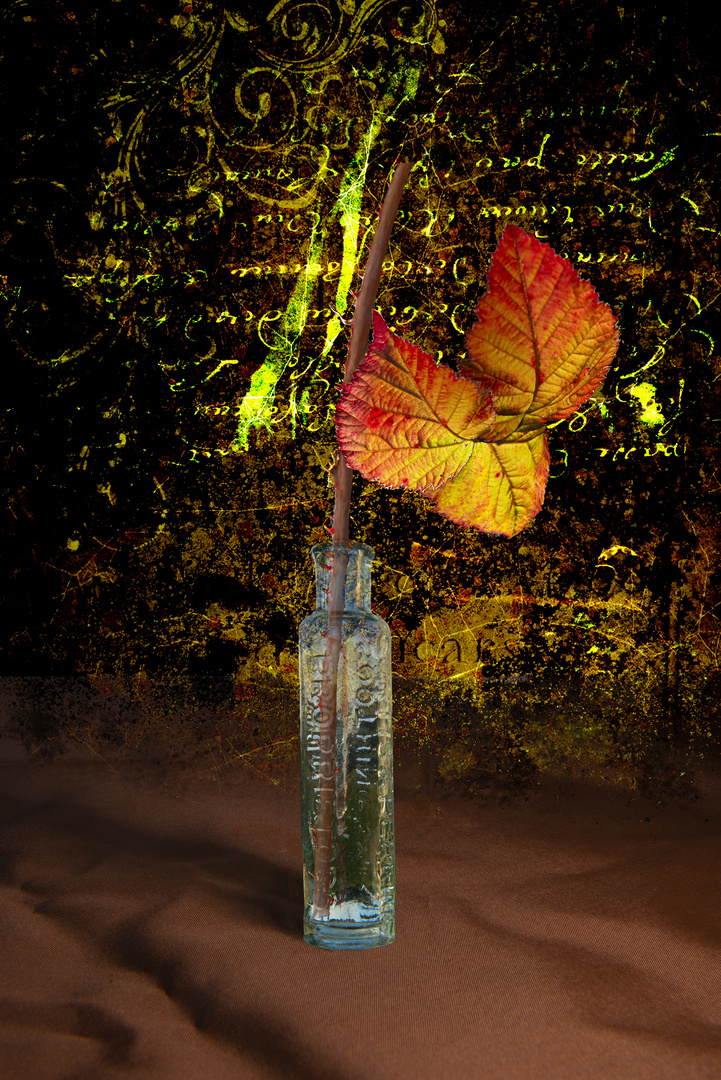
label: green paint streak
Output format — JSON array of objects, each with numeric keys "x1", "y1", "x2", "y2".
[
  {"x1": 320, "y1": 62, "x2": 421, "y2": 361},
  {"x1": 629, "y1": 382, "x2": 665, "y2": 427},
  {"x1": 233, "y1": 58, "x2": 422, "y2": 449},
  {"x1": 233, "y1": 216, "x2": 323, "y2": 450},
  {"x1": 629, "y1": 147, "x2": 678, "y2": 182},
  {"x1": 232, "y1": 214, "x2": 321, "y2": 451},
  {"x1": 321, "y1": 119, "x2": 382, "y2": 361},
  {"x1": 691, "y1": 328, "x2": 715, "y2": 354}
]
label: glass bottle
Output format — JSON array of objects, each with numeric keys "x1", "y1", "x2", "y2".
[{"x1": 298, "y1": 541, "x2": 395, "y2": 949}]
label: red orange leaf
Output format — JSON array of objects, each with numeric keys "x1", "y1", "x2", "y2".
[
  {"x1": 335, "y1": 227, "x2": 618, "y2": 537},
  {"x1": 424, "y1": 432, "x2": 550, "y2": 537},
  {"x1": 336, "y1": 312, "x2": 495, "y2": 492},
  {"x1": 462, "y1": 224, "x2": 619, "y2": 442}
]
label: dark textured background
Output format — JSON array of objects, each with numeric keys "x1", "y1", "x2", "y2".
[{"x1": 2, "y1": 0, "x2": 720, "y2": 796}]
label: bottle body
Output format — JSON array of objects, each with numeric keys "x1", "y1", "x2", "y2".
[{"x1": 299, "y1": 542, "x2": 395, "y2": 949}]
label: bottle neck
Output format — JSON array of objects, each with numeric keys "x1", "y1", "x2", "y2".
[{"x1": 312, "y1": 542, "x2": 374, "y2": 612}]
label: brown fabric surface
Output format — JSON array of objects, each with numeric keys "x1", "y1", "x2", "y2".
[{"x1": 0, "y1": 736, "x2": 719, "y2": 1080}]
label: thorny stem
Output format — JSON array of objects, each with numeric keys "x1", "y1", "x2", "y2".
[{"x1": 312, "y1": 161, "x2": 413, "y2": 919}]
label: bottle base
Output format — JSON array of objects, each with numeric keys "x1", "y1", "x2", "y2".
[{"x1": 303, "y1": 911, "x2": 395, "y2": 950}]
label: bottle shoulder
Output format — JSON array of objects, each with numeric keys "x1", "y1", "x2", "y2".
[{"x1": 299, "y1": 608, "x2": 391, "y2": 634}]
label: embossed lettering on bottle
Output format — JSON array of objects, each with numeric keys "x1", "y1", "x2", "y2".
[{"x1": 299, "y1": 542, "x2": 395, "y2": 950}]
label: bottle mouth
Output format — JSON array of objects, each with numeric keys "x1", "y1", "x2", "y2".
[{"x1": 311, "y1": 541, "x2": 375, "y2": 560}]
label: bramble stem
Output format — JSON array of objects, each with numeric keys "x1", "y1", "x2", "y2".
[{"x1": 312, "y1": 161, "x2": 412, "y2": 920}]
